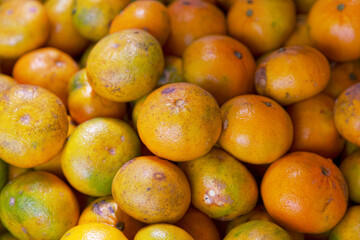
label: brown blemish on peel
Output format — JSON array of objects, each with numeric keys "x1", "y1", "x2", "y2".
[
  {"x1": 321, "y1": 197, "x2": 333, "y2": 212},
  {"x1": 321, "y1": 167, "x2": 331, "y2": 176},
  {"x1": 262, "y1": 101, "x2": 272, "y2": 107},
  {"x1": 161, "y1": 87, "x2": 175, "y2": 94},
  {"x1": 246, "y1": 9, "x2": 253, "y2": 17},
  {"x1": 154, "y1": 172, "x2": 166, "y2": 180},
  {"x1": 116, "y1": 222, "x2": 125, "y2": 231},
  {"x1": 108, "y1": 148, "x2": 116, "y2": 155},
  {"x1": 255, "y1": 67, "x2": 267, "y2": 91},
  {"x1": 92, "y1": 200, "x2": 107, "y2": 215}
]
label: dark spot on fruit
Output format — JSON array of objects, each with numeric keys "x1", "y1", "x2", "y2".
[
  {"x1": 92, "y1": 200, "x2": 107, "y2": 215},
  {"x1": 108, "y1": 206, "x2": 115, "y2": 213},
  {"x1": 143, "y1": 218, "x2": 147, "y2": 221},
  {"x1": 162, "y1": 87, "x2": 175, "y2": 94},
  {"x1": 143, "y1": 27, "x2": 149, "y2": 31},
  {"x1": 262, "y1": 101, "x2": 272, "y2": 107},
  {"x1": 349, "y1": 73, "x2": 357, "y2": 81},
  {"x1": 108, "y1": 148, "x2": 116, "y2": 155},
  {"x1": 321, "y1": 167, "x2": 330, "y2": 176},
  {"x1": 247, "y1": 0, "x2": 253, "y2": 3},
  {"x1": 71, "y1": 8, "x2": 76, "y2": 15},
  {"x1": 116, "y1": 222, "x2": 125, "y2": 231},
  {"x1": 321, "y1": 197, "x2": 333, "y2": 212},
  {"x1": 134, "y1": 31, "x2": 139, "y2": 34},
  {"x1": 234, "y1": 51, "x2": 242, "y2": 59},
  {"x1": 154, "y1": 172, "x2": 166, "y2": 180},
  {"x1": 183, "y1": 1, "x2": 191, "y2": 5},
  {"x1": 147, "y1": 188, "x2": 151, "y2": 191},
  {"x1": 246, "y1": 9, "x2": 253, "y2": 17},
  {"x1": 20, "y1": 114, "x2": 31, "y2": 125},
  {"x1": 337, "y1": 3, "x2": 345, "y2": 11},
  {"x1": 255, "y1": 67, "x2": 267, "y2": 90},
  {"x1": 285, "y1": 92, "x2": 290, "y2": 98},
  {"x1": 278, "y1": 48, "x2": 286, "y2": 52}
]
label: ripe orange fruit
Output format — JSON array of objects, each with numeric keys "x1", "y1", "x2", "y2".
[
  {"x1": 287, "y1": 94, "x2": 345, "y2": 159},
  {"x1": 164, "y1": 0, "x2": 226, "y2": 56},
  {"x1": 323, "y1": 60, "x2": 360, "y2": 99},
  {"x1": 157, "y1": 55, "x2": 183, "y2": 87},
  {"x1": 183, "y1": 35, "x2": 256, "y2": 105},
  {"x1": 308, "y1": 0, "x2": 360, "y2": 61},
  {"x1": 261, "y1": 152, "x2": 348, "y2": 234},
  {"x1": 112, "y1": 156, "x2": 191, "y2": 224},
  {"x1": 224, "y1": 220, "x2": 291, "y2": 240},
  {"x1": 137, "y1": 82, "x2": 222, "y2": 162},
  {"x1": 255, "y1": 45, "x2": 330, "y2": 105},
  {"x1": 219, "y1": 95, "x2": 293, "y2": 164},
  {"x1": 13, "y1": 47, "x2": 79, "y2": 105},
  {"x1": 340, "y1": 151, "x2": 360, "y2": 203},
  {"x1": 134, "y1": 224, "x2": 194, "y2": 240},
  {"x1": 0, "y1": 171, "x2": 79, "y2": 239},
  {"x1": 61, "y1": 223, "x2": 128, "y2": 240},
  {"x1": 86, "y1": 29, "x2": 164, "y2": 102},
  {"x1": 284, "y1": 14, "x2": 313, "y2": 47},
  {"x1": 0, "y1": 0, "x2": 50, "y2": 59},
  {"x1": 109, "y1": 1, "x2": 170, "y2": 46},
  {"x1": 334, "y1": 83, "x2": 360, "y2": 146},
  {"x1": 62, "y1": 118, "x2": 140, "y2": 196},
  {"x1": 175, "y1": 207, "x2": 221, "y2": 240},
  {"x1": 0, "y1": 74, "x2": 16, "y2": 93},
  {"x1": 329, "y1": 206, "x2": 360, "y2": 240},
  {"x1": 227, "y1": 0, "x2": 296, "y2": 56},
  {"x1": 71, "y1": 0, "x2": 129, "y2": 41},
  {"x1": 78, "y1": 196, "x2": 143, "y2": 239},
  {"x1": 0, "y1": 85, "x2": 68, "y2": 168},
  {"x1": 68, "y1": 69, "x2": 127, "y2": 124}
]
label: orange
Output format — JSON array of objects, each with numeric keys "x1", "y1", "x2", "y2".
[
  {"x1": 112, "y1": 156, "x2": 191, "y2": 224},
  {"x1": 329, "y1": 206, "x2": 360, "y2": 240},
  {"x1": 137, "y1": 82, "x2": 222, "y2": 162},
  {"x1": 61, "y1": 223, "x2": 128, "y2": 240},
  {"x1": 71, "y1": 0, "x2": 130, "y2": 41},
  {"x1": 68, "y1": 69, "x2": 127, "y2": 124},
  {"x1": 157, "y1": 55, "x2": 183, "y2": 87},
  {"x1": 219, "y1": 95, "x2": 293, "y2": 164},
  {"x1": 175, "y1": 207, "x2": 221, "y2": 240},
  {"x1": 293, "y1": 0, "x2": 316, "y2": 13},
  {"x1": 287, "y1": 94, "x2": 345, "y2": 159},
  {"x1": 0, "y1": 171, "x2": 79, "y2": 239},
  {"x1": 308, "y1": 0, "x2": 360, "y2": 61},
  {"x1": 340, "y1": 151, "x2": 360, "y2": 203},
  {"x1": 183, "y1": 35, "x2": 256, "y2": 105},
  {"x1": 86, "y1": 29, "x2": 164, "y2": 102},
  {"x1": 164, "y1": 0, "x2": 226, "y2": 56},
  {"x1": 13, "y1": 47, "x2": 79, "y2": 105},
  {"x1": 284, "y1": 14, "x2": 314, "y2": 47},
  {"x1": 0, "y1": 74, "x2": 16, "y2": 93},
  {"x1": 0, "y1": 159, "x2": 7, "y2": 191},
  {"x1": 66, "y1": 115, "x2": 77, "y2": 137},
  {"x1": 341, "y1": 141, "x2": 360, "y2": 160},
  {"x1": 255, "y1": 45, "x2": 330, "y2": 105},
  {"x1": 334, "y1": 83, "x2": 360, "y2": 146},
  {"x1": 7, "y1": 165, "x2": 32, "y2": 181},
  {"x1": 261, "y1": 152, "x2": 348, "y2": 234},
  {"x1": 323, "y1": 60, "x2": 360, "y2": 99},
  {"x1": 131, "y1": 94, "x2": 148, "y2": 131},
  {"x1": 33, "y1": 148, "x2": 64, "y2": 179},
  {"x1": 109, "y1": 1, "x2": 170, "y2": 46},
  {"x1": 45, "y1": 0, "x2": 89, "y2": 56},
  {"x1": 227, "y1": 0, "x2": 296, "y2": 56},
  {"x1": 134, "y1": 224, "x2": 194, "y2": 240},
  {"x1": 0, "y1": 85, "x2": 68, "y2": 168},
  {"x1": 180, "y1": 148, "x2": 258, "y2": 220},
  {"x1": 79, "y1": 43, "x2": 95, "y2": 68},
  {"x1": 0, "y1": 0, "x2": 50, "y2": 59},
  {"x1": 78, "y1": 196, "x2": 143, "y2": 239},
  {"x1": 62, "y1": 118, "x2": 140, "y2": 196},
  {"x1": 224, "y1": 220, "x2": 291, "y2": 240}
]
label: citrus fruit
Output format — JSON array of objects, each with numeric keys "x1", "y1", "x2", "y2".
[
  {"x1": 284, "y1": 14, "x2": 313, "y2": 47},
  {"x1": 329, "y1": 206, "x2": 360, "y2": 240},
  {"x1": 157, "y1": 55, "x2": 183, "y2": 87},
  {"x1": 340, "y1": 151, "x2": 360, "y2": 203},
  {"x1": 0, "y1": 74, "x2": 16, "y2": 93},
  {"x1": 134, "y1": 224, "x2": 194, "y2": 240},
  {"x1": 61, "y1": 223, "x2": 128, "y2": 240}
]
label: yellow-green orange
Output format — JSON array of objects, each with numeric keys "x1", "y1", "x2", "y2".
[
  {"x1": 61, "y1": 223, "x2": 128, "y2": 240},
  {"x1": 340, "y1": 151, "x2": 360, "y2": 203},
  {"x1": 329, "y1": 206, "x2": 360, "y2": 240},
  {"x1": 134, "y1": 224, "x2": 194, "y2": 240}
]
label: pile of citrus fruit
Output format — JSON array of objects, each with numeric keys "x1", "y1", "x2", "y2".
[{"x1": 0, "y1": 0, "x2": 360, "y2": 239}]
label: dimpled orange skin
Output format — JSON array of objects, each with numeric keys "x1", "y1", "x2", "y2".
[
  {"x1": 61, "y1": 223, "x2": 128, "y2": 240},
  {"x1": 68, "y1": 69, "x2": 127, "y2": 124},
  {"x1": 284, "y1": 14, "x2": 314, "y2": 47},
  {"x1": 334, "y1": 83, "x2": 360, "y2": 146},
  {"x1": 137, "y1": 83, "x2": 222, "y2": 162},
  {"x1": 71, "y1": 0, "x2": 130, "y2": 41},
  {"x1": 109, "y1": 1, "x2": 170, "y2": 46},
  {"x1": 340, "y1": 151, "x2": 360, "y2": 203},
  {"x1": 323, "y1": 60, "x2": 360, "y2": 99},
  {"x1": 134, "y1": 224, "x2": 194, "y2": 240},
  {"x1": 219, "y1": 95, "x2": 293, "y2": 164},
  {"x1": 308, "y1": 0, "x2": 360, "y2": 62},
  {"x1": 0, "y1": 85, "x2": 68, "y2": 168},
  {"x1": 180, "y1": 148, "x2": 258, "y2": 220},
  {"x1": 227, "y1": 0, "x2": 296, "y2": 56},
  {"x1": 0, "y1": 0, "x2": 50, "y2": 59},
  {"x1": 0, "y1": 171, "x2": 79, "y2": 240},
  {"x1": 62, "y1": 118, "x2": 140, "y2": 196},
  {"x1": 86, "y1": 29, "x2": 164, "y2": 102},
  {"x1": 157, "y1": 55, "x2": 183, "y2": 87},
  {"x1": 175, "y1": 207, "x2": 221, "y2": 240},
  {"x1": 261, "y1": 152, "x2": 348, "y2": 234},
  {"x1": 13, "y1": 47, "x2": 79, "y2": 105},
  {"x1": 78, "y1": 196, "x2": 144, "y2": 239},
  {"x1": 255, "y1": 46, "x2": 331, "y2": 105},
  {"x1": 0, "y1": 74, "x2": 16, "y2": 93},
  {"x1": 45, "y1": 0, "x2": 89, "y2": 57},
  {"x1": 329, "y1": 206, "x2": 360, "y2": 240},
  {"x1": 112, "y1": 156, "x2": 191, "y2": 224},
  {"x1": 287, "y1": 94, "x2": 345, "y2": 159},
  {"x1": 183, "y1": 35, "x2": 256, "y2": 105},
  {"x1": 164, "y1": 0, "x2": 226, "y2": 57}
]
